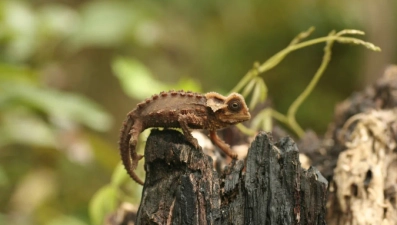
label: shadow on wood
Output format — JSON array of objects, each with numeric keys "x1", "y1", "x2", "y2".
[{"x1": 135, "y1": 129, "x2": 328, "y2": 225}]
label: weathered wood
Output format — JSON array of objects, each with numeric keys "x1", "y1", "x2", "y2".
[
  {"x1": 323, "y1": 66, "x2": 397, "y2": 225},
  {"x1": 135, "y1": 130, "x2": 328, "y2": 225},
  {"x1": 136, "y1": 129, "x2": 221, "y2": 224}
]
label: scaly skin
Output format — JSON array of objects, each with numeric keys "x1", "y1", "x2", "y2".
[{"x1": 119, "y1": 90, "x2": 251, "y2": 185}]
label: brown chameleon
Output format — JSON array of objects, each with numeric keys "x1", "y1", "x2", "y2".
[{"x1": 119, "y1": 90, "x2": 251, "y2": 185}]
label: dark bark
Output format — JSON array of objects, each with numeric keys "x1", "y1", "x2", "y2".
[
  {"x1": 136, "y1": 129, "x2": 221, "y2": 224},
  {"x1": 135, "y1": 129, "x2": 328, "y2": 225}
]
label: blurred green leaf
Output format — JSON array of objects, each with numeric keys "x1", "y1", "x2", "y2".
[
  {"x1": 0, "y1": 214, "x2": 6, "y2": 225},
  {"x1": 241, "y1": 78, "x2": 256, "y2": 97},
  {"x1": 0, "y1": 82, "x2": 112, "y2": 132},
  {"x1": 2, "y1": 0, "x2": 38, "y2": 61},
  {"x1": 111, "y1": 163, "x2": 130, "y2": 187},
  {"x1": 249, "y1": 79, "x2": 262, "y2": 109},
  {"x1": 88, "y1": 133, "x2": 119, "y2": 170},
  {"x1": 243, "y1": 77, "x2": 267, "y2": 110},
  {"x1": 0, "y1": 165, "x2": 9, "y2": 187},
  {"x1": 89, "y1": 185, "x2": 118, "y2": 225},
  {"x1": 38, "y1": 4, "x2": 79, "y2": 38},
  {"x1": 112, "y1": 57, "x2": 167, "y2": 99},
  {"x1": 251, "y1": 109, "x2": 272, "y2": 132},
  {"x1": 258, "y1": 77, "x2": 267, "y2": 102},
  {"x1": 109, "y1": 162, "x2": 143, "y2": 204},
  {"x1": 0, "y1": 63, "x2": 38, "y2": 84},
  {"x1": 46, "y1": 215, "x2": 88, "y2": 225},
  {"x1": 262, "y1": 109, "x2": 272, "y2": 132},
  {"x1": 176, "y1": 77, "x2": 202, "y2": 93},
  {"x1": 113, "y1": 57, "x2": 202, "y2": 100},
  {"x1": 70, "y1": 1, "x2": 134, "y2": 48},
  {"x1": 0, "y1": 110, "x2": 57, "y2": 148},
  {"x1": 251, "y1": 110, "x2": 264, "y2": 131}
]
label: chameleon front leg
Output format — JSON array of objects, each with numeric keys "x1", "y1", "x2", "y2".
[
  {"x1": 209, "y1": 130, "x2": 238, "y2": 159},
  {"x1": 178, "y1": 114, "x2": 202, "y2": 149}
]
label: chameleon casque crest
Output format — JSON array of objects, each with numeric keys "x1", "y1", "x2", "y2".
[{"x1": 119, "y1": 90, "x2": 251, "y2": 185}]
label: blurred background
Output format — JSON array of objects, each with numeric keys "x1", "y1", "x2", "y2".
[{"x1": 0, "y1": 0, "x2": 395, "y2": 224}]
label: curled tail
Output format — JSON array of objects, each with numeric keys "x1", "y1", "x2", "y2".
[{"x1": 119, "y1": 114, "x2": 144, "y2": 185}]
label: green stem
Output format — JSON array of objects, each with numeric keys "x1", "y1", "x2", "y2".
[
  {"x1": 257, "y1": 36, "x2": 337, "y2": 74},
  {"x1": 286, "y1": 32, "x2": 336, "y2": 138},
  {"x1": 258, "y1": 35, "x2": 380, "y2": 75},
  {"x1": 230, "y1": 70, "x2": 255, "y2": 93},
  {"x1": 231, "y1": 29, "x2": 380, "y2": 138},
  {"x1": 270, "y1": 109, "x2": 289, "y2": 125},
  {"x1": 231, "y1": 33, "x2": 380, "y2": 94},
  {"x1": 236, "y1": 123, "x2": 257, "y2": 136}
]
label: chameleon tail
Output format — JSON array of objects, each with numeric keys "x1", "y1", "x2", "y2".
[{"x1": 119, "y1": 114, "x2": 144, "y2": 185}]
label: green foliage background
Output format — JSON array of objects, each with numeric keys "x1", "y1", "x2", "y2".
[{"x1": 0, "y1": 0, "x2": 395, "y2": 224}]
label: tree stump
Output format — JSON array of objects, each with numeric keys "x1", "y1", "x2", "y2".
[{"x1": 134, "y1": 129, "x2": 328, "y2": 225}]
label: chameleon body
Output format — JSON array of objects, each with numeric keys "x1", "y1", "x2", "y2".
[{"x1": 119, "y1": 90, "x2": 251, "y2": 185}]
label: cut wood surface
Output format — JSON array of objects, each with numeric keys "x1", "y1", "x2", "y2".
[{"x1": 134, "y1": 129, "x2": 327, "y2": 225}]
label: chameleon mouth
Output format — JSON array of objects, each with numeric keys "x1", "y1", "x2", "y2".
[
  {"x1": 229, "y1": 112, "x2": 251, "y2": 123},
  {"x1": 241, "y1": 112, "x2": 251, "y2": 121}
]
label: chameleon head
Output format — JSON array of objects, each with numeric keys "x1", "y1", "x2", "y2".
[{"x1": 205, "y1": 92, "x2": 251, "y2": 125}]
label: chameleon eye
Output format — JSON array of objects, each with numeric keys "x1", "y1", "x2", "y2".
[{"x1": 228, "y1": 100, "x2": 241, "y2": 112}]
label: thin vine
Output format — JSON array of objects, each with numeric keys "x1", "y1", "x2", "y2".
[{"x1": 232, "y1": 28, "x2": 381, "y2": 138}]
